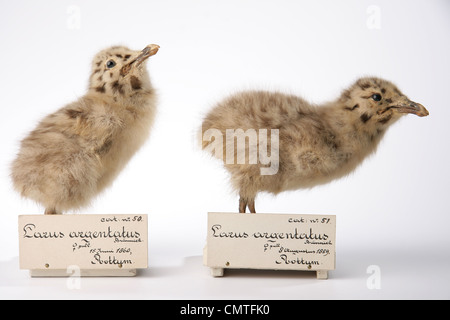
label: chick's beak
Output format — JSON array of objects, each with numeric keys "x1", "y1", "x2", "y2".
[
  {"x1": 120, "y1": 44, "x2": 160, "y2": 76},
  {"x1": 134, "y1": 44, "x2": 160, "y2": 67},
  {"x1": 396, "y1": 100, "x2": 429, "y2": 117}
]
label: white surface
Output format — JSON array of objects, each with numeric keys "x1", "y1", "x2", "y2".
[{"x1": 1, "y1": 0, "x2": 449, "y2": 300}]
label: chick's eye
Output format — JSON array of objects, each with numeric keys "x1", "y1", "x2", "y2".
[
  {"x1": 106, "y1": 60, "x2": 116, "y2": 68},
  {"x1": 371, "y1": 94, "x2": 382, "y2": 101}
]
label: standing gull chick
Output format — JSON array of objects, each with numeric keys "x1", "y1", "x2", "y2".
[
  {"x1": 201, "y1": 77, "x2": 429, "y2": 213},
  {"x1": 11, "y1": 44, "x2": 160, "y2": 214}
]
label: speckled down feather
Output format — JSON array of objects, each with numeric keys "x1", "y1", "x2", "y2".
[{"x1": 201, "y1": 77, "x2": 428, "y2": 213}]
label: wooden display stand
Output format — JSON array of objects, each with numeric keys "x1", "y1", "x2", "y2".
[
  {"x1": 18, "y1": 214, "x2": 148, "y2": 277},
  {"x1": 204, "y1": 212, "x2": 336, "y2": 279}
]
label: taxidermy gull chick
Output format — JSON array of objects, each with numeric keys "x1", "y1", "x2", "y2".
[
  {"x1": 201, "y1": 77, "x2": 429, "y2": 213},
  {"x1": 11, "y1": 44, "x2": 160, "y2": 214}
]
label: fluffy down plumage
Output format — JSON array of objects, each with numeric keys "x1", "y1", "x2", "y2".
[{"x1": 11, "y1": 45, "x2": 159, "y2": 214}]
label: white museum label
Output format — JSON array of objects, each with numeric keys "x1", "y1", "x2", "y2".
[
  {"x1": 18, "y1": 214, "x2": 148, "y2": 271},
  {"x1": 206, "y1": 212, "x2": 336, "y2": 272}
]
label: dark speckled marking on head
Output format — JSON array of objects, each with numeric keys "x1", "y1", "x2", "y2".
[
  {"x1": 385, "y1": 98, "x2": 393, "y2": 104},
  {"x1": 345, "y1": 104, "x2": 359, "y2": 111},
  {"x1": 381, "y1": 88, "x2": 386, "y2": 94},
  {"x1": 360, "y1": 113, "x2": 372, "y2": 123},
  {"x1": 358, "y1": 82, "x2": 371, "y2": 90},
  {"x1": 341, "y1": 89, "x2": 351, "y2": 101},
  {"x1": 95, "y1": 83, "x2": 106, "y2": 93},
  {"x1": 111, "y1": 80, "x2": 124, "y2": 95},
  {"x1": 378, "y1": 107, "x2": 392, "y2": 115},
  {"x1": 130, "y1": 76, "x2": 142, "y2": 90},
  {"x1": 378, "y1": 113, "x2": 393, "y2": 125}
]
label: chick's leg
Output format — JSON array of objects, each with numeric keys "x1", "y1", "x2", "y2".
[
  {"x1": 239, "y1": 197, "x2": 247, "y2": 213},
  {"x1": 44, "y1": 207, "x2": 61, "y2": 215},
  {"x1": 248, "y1": 198, "x2": 256, "y2": 214},
  {"x1": 239, "y1": 197, "x2": 256, "y2": 213}
]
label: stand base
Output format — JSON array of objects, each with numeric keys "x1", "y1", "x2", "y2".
[
  {"x1": 209, "y1": 267, "x2": 328, "y2": 279},
  {"x1": 210, "y1": 267, "x2": 224, "y2": 277},
  {"x1": 29, "y1": 268, "x2": 137, "y2": 277}
]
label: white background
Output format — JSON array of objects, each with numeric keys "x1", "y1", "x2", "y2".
[{"x1": 1, "y1": 0, "x2": 449, "y2": 299}]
